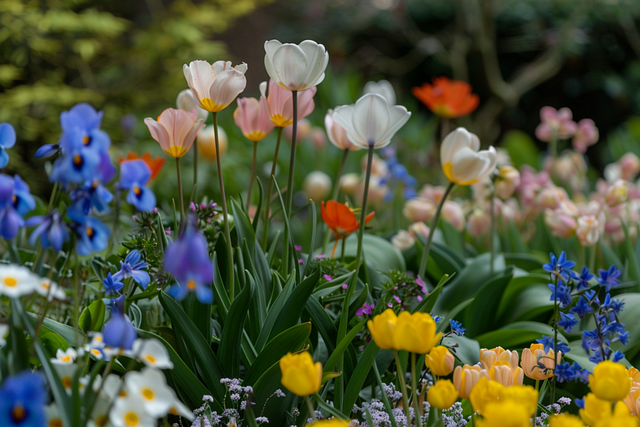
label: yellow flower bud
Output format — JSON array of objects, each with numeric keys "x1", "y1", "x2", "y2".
[
  {"x1": 427, "y1": 380, "x2": 458, "y2": 410},
  {"x1": 279, "y1": 352, "x2": 322, "y2": 397},
  {"x1": 521, "y1": 343, "x2": 558, "y2": 380},
  {"x1": 426, "y1": 346, "x2": 455, "y2": 376},
  {"x1": 393, "y1": 311, "x2": 441, "y2": 354},
  {"x1": 469, "y1": 377, "x2": 503, "y2": 415},
  {"x1": 500, "y1": 384, "x2": 539, "y2": 417},
  {"x1": 580, "y1": 393, "x2": 615, "y2": 426},
  {"x1": 594, "y1": 412, "x2": 639, "y2": 427},
  {"x1": 480, "y1": 347, "x2": 519, "y2": 370},
  {"x1": 475, "y1": 400, "x2": 531, "y2": 427},
  {"x1": 489, "y1": 361, "x2": 524, "y2": 387},
  {"x1": 549, "y1": 414, "x2": 585, "y2": 427},
  {"x1": 453, "y1": 364, "x2": 489, "y2": 399},
  {"x1": 367, "y1": 309, "x2": 397, "y2": 350},
  {"x1": 306, "y1": 419, "x2": 351, "y2": 427},
  {"x1": 589, "y1": 361, "x2": 632, "y2": 402}
]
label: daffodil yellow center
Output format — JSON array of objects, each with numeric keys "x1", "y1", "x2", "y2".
[
  {"x1": 41, "y1": 282, "x2": 50, "y2": 290},
  {"x1": 119, "y1": 390, "x2": 127, "y2": 398},
  {"x1": 4, "y1": 277, "x2": 18, "y2": 287},
  {"x1": 271, "y1": 114, "x2": 292, "y2": 128},
  {"x1": 91, "y1": 349, "x2": 101, "y2": 357},
  {"x1": 165, "y1": 146, "x2": 188, "y2": 158},
  {"x1": 61, "y1": 355, "x2": 72, "y2": 362},
  {"x1": 83, "y1": 135, "x2": 91, "y2": 145},
  {"x1": 142, "y1": 387, "x2": 155, "y2": 401},
  {"x1": 145, "y1": 354, "x2": 156, "y2": 364},
  {"x1": 124, "y1": 411, "x2": 139, "y2": 427},
  {"x1": 200, "y1": 98, "x2": 224, "y2": 113}
]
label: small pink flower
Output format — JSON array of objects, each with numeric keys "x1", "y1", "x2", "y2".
[
  {"x1": 298, "y1": 259, "x2": 303, "y2": 265},
  {"x1": 323, "y1": 274, "x2": 333, "y2": 281},
  {"x1": 535, "y1": 106, "x2": 578, "y2": 142},
  {"x1": 295, "y1": 245, "x2": 303, "y2": 251},
  {"x1": 341, "y1": 284, "x2": 348, "y2": 290},
  {"x1": 233, "y1": 96, "x2": 275, "y2": 142},
  {"x1": 572, "y1": 119, "x2": 599, "y2": 153},
  {"x1": 261, "y1": 79, "x2": 316, "y2": 128}
]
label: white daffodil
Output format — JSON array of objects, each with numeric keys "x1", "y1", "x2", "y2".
[
  {"x1": 53, "y1": 348, "x2": 77, "y2": 364},
  {"x1": 35, "y1": 277, "x2": 66, "y2": 301},
  {"x1": 176, "y1": 88, "x2": 209, "y2": 121},
  {"x1": 440, "y1": 127, "x2": 497, "y2": 186},
  {"x1": 0, "y1": 323, "x2": 8, "y2": 347},
  {"x1": 332, "y1": 93, "x2": 411, "y2": 149},
  {"x1": 167, "y1": 387, "x2": 195, "y2": 421},
  {"x1": 89, "y1": 394, "x2": 112, "y2": 427},
  {"x1": 0, "y1": 264, "x2": 39, "y2": 298},
  {"x1": 45, "y1": 403, "x2": 64, "y2": 427},
  {"x1": 124, "y1": 367, "x2": 175, "y2": 418},
  {"x1": 110, "y1": 394, "x2": 155, "y2": 427},
  {"x1": 183, "y1": 60, "x2": 247, "y2": 113},
  {"x1": 132, "y1": 339, "x2": 174, "y2": 370},
  {"x1": 264, "y1": 40, "x2": 329, "y2": 91},
  {"x1": 52, "y1": 361, "x2": 78, "y2": 392},
  {"x1": 363, "y1": 80, "x2": 396, "y2": 106}
]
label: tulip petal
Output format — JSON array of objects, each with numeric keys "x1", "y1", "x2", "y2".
[
  {"x1": 144, "y1": 118, "x2": 171, "y2": 152},
  {"x1": 351, "y1": 93, "x2": 390, "y2": 147},
  {"x1": 441, "y1": 127, "x2": 479, "y2": 165},
  {"x1": 208, "y1": 69, "x2": 247, "y2": 112},
  {"x1": 184, "y1": 61, "x2": 216, "y2": 104},
  {"x1": 297, "y1": 40, "x2": 328, "y2": 89},
  {"x1": 450, "y1": 147, "x2": 492, "y2": 185},
  {"x1": 272, "y1": 44, "x2": 309, "y2": 91},
  {"x1": 376, "y1": 104, "x2": 411, "y2": 148}
]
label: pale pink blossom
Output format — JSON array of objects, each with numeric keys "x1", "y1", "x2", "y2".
[
  {"x1": 495, "y1": 165, "x2": 520, "y2": 200},
  {"x1": 535, "y1": 106, "x2": 578, "y2": 142},
  {"x1": 260, "y1": 79, "x2": 316, "y2": 128},
  {"x1": 441, "y1": 201, "x2": 465, "y2": 231},
  {"x1": 467, "y1": 209, "x2": 491, "y2": 236},
  {"x1": 283, "y1": 118, "x2": 312, "y2": 142},
  {"x1": 409, "y1": 222, "x2": 430, "y2": 240},
  {"x1": 576, "y1": 215, "x2": 600, "y2": 247},
  {"x1": 419, "y1": 184, "x2": 447, "y2": 204},
  {"x1": 572, "y1": 118, "x2": 599, "y2": 153},
  {"x1": 183, "y1": 60, "x2": 247, "y2": 113},
  {"x1": 325, "y1": 109, "x2": 360, "y2": 151},
  {"x1": 605, "y1": 179, "x2": 629, "y2": 207},
  {"x1": 233, "y1": 97, "x2": 275, "y2": 142},
  {"x1": 391, "y1": 230, "x2": 415, "y2": 252},
  {"x1": 544, "y1": 200, "x2": 580, "y2": 238},
  {"x1": 309, "y1": 127, "x2": 327, "y2": 150},
  {"x1": 537, "y1": 186, "x2": 568, "y2": 210},
  {"x1": 403, "y1": 198, "x2": 436, "y2": 223},
  {"x1": 144, "y1": 108, "x2": 205, "y2": 158}
]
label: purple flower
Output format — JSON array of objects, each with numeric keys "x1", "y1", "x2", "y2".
[
  {"x1": 113, "y1": 249, "x2": 150, "y2": 289},
  {"x1": 0, "y1": 123, "x2": 16, "y2": 169},
  {"x1": 356, "y1": 303, "x2": 375, "y2": 317},
  {"x1": 119, "y1": 160, "x2": 156, "y2": 212},
  {"x1": 103, "y1": 272, "x2": 124, "y2": 296},
  {"x1": 323, "y1": 274, "x2": 332, "y2": 281},
  {"x1": 25, "y1": 211, "x2": 69, "y2": 252},
  {"x1": 0, "y1": 174, "x2": 36, "y2": 239}
]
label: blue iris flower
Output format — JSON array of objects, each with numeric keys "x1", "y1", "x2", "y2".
[
  {"x1": 103, "y1": 314, "x2": 136, "y2": 351},
  {"x1": 113, "y1": 249, "x2": 150, "y2": 289},
  {"x1": 25, "y1": 211, "x2": 69, "y2": 252},
  {"x1": 165, "y1": 218, "x2": 214, "y2": 303},
  {"x1": 0, "y1": 123, "x2": 16, "y2": 169},
  {"x1": 68, "y1": 210, "x2": 110, "y2": 256},
  {"x1": 0, "y1": 174, "x2": 36, "y2": 240},
  {"x1": 119, "y1": 160, "x2": 156, "y2": 212},
  {"x1": 103, "y1": 272, "x2": 124, "y2": 296},
  {"x1": 69, "y1": 153, "x2": 116, "y2": 216},
  {"x1": 597, "y1": 265, "x2": 622, "y2": 293},
  {"x1": 0, "y1": 371, "x2": 46, "y2": 427},
  {"x1": 34, "y1": 143, "x2": 60, "y2": 159}
]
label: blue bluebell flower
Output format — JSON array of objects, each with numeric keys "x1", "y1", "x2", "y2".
[
  {"x1": 548, "y1": 282, "x2": 573, "y2": 308},
  {"x1": 542, "y1": 252, "x2": 576, "y2": 283},
  {"x1": 582, "y1": 328, "x2": 603, "y2": 352},
  {"x1": 103, "y1": 313, "x2": 136, "y2": 350},
  {"x1": 602, "y1": 294, "x2": 624, "y2": 315},
  {"x1": 575, "y1": 266, "x2": 594, "y2": 290},
  {"x1": 558, "y1": 312, "x2": 578, "y2": 333},
  {"x1": 450, "y1": 320, "x2": 465, "y2": 336},
  {"x1": 165, "y1": 218, "x2": 213, "y2": 303},
  {"x1": 106, "y1": 295, "x2": 125, "y2": 315},
  {"x1": 103, "y1": 273, "x2": 124, "y2": 296},
  {"x1": 571, "y1": 362, "x2": 590, "y2": 383},
  {"x1": 0, "y1": 371, "x2": 46, "y2": 427},
  {"x1": 0, "y1": 174, "x2": 36, "y2": 240},
  {"x1": 25, "y1": 211, "x2": 69, "y2": 252},
  {"x1": 554, "y1": 362, "x2": 576, "y2": 382},
  {"x1": 597, "y1": 265, "x2": 622, "y2": 292},
  {"x1": 379, "y1": 147, "x2": 417, "y2": 202},
  {"x1": 0, "y1": 123, "x2": 16, "y2": 169},
  {"x1": 570, "y1": 295, "x2": 593, "y2": 319},
  {"x1": 575, "y1": 398, "x2": 585, "y2": 409},
  {"x1": 613, "y1": 350, "x2": 625, "y2": 362},
  {"x1": 537, "y1": 336, "x2": 570, "y2": 354},
  {"x1": 119, "y1": 160, "x2": 156, "y2": 212},
  {"x1": 68, "y1": 211, "x2": 110, "y2": 256},
  {"x1": 113, "y1": 249, "x2": 150, "y2": 289}
]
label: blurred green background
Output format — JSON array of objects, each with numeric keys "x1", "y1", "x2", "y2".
[{"x1": 4, "y1": 0, "x2": 640, "y2": 203}]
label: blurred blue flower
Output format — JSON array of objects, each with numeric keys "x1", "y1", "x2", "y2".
[
  {"x1": 34, "y1": 143, "x2": 60, "y2": 159},
  {"x1": 554, "y1": 362, "x2": 576, "y2": 382},
  {"x1": 165, "y1": 219, "x2": 213, "y2": 303},
  {"x1": 537, "y1": 335, "x2": 570, "y2": 354},
  {"x1": 0, "y1": 371, "x2": 46, "y2": 427},
  {"x1": 548, "y1": 282, "x2": 573, "y2": 308},
  {"x1": 103, "y1": 272, "x2": 124, "y2": 296},
  {"x1": 0, "y1": 174, "x2": 36, "y2": 240},
  {"x1": 575, "y1": 266, "x2": 594, "y2": 291},
  {"x1": 68, "y1": 211, "x2": 110, "y2": 256},
  {"x1": 0, "y1": 123, "x2": 16, "y2": 169},
  {"x1": 102, "y1": 312, "x2": 136, "y2": 350},
  {"x1": 570, "y1": 295, "x2": 593, "y2": 319},
  {"x1": 450, "y1": 320, "x2": 465, "y2": 336},
  {"x1": 25, "y1": 211, "x2": 69, "y2": 252},
  {"x1": 113, "y1": 249, "x2": 150, "y2": 289},
  {"x1": 60, "y1": 103, "x2": 110, "y2": 152},
  {"x1": 379, "y1": 147, "x2": 417, "y2": 202},
  {"x1": 597, "y1": 265, "x2": 621, "y2": 293},
  {"x1": 119, "y1": 160, "x2": 156, "y2": 212}
]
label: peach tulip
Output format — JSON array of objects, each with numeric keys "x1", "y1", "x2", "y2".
[
  {"x1": 233, "y1": 97, "x2": 274, "y2": 142},
  {"x1": 183, "y1": 60, "x2": 247, "y2": 113},
  {"x1": 144, "y1": 109, "x2": 205, "y2": 158}
]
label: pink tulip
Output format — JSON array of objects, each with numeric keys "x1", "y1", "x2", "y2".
[
  {"x1": 576, "y1": 215, "x2": 599, "y2": 247},
  {"x1": 467, "y1": 209, "x2": 491, "y2": 236},
  {"x1": 233, "y1": 97, "x2": 275, "y2": 142},
  {"x1": 260, "y1": 79, "x2": 316, "y2": 128},
  {"x1": 325, "y1": 109, "x2": 359, "y2": 151},
  {"x1": 419, "y1": 184, "x2": 447, "y2": 204},
  {"x1": 621, "y1": 153, "x2": 640, "y2": 181},
  {"x1": 535, "y1": 106, "x2": 578, "y2": 142},
  {"x1": 442, "y1": 201, "x2": 465, "y2": 231},
  {"x1": 572, "y1": 119, "x2": 599, "y2": 153},
  {"x1": 144, "y1": 108, "x2": 205, "y2": 158}
]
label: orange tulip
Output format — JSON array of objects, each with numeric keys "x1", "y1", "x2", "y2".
[
  {"x1": 412, "y1": 77, "x2": 479, "y2": 118},
  {"x1": 120, "y1": 153, "x2": 165, "y2": 181},
  {"x1": 321, "y1": 200, "x2": 375, "y2": 258}
]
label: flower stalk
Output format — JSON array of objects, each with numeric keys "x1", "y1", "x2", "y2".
[
  {"x1": 247, "y1": 141, "x2": 258, "y2": 209},
  {"x1": 418, "y1": 182, "x2": 455, "y2": 281},
  {"x1": 411, "y1": 352, "x2": 423, "y2": 427},
  {"x1": 261, "y1": 127, "x2": 283, "y2": 251},
  {"x1": 281, "y1": 90, "x2": 298, "y2": 275}
]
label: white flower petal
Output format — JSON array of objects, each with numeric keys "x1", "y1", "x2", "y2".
[
  {"x1": 364, "y1": 80, "x2": 396, "y2": 105},
  {"x1": 440, "y1": 127, "x2": 479, "y2": 165},
  {"x1": 351, "y1": 93, "x2": 391, "y2": 147},
  {"x1": 208, "y1": 69, "x2": 247, "y2": 111},
  {"x1": 298, "y1": 40, "x2": 328, "y2": 88},
  {"x1": 376, "y1": 104, "x2": 411, "y2": 148},
  {"x1": 272, "y1": 43, "x2": 309, "y2": 90}
]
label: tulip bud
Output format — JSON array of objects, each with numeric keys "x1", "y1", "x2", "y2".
[
  {"x1": 402, "y1": 197, "x2": 436, "y2": 223},
  {"x1": 479, "y1": 347, "x2": 519, "y2": 371},
  {"x1": 548, "y1": 414, "x2": 585, "y2": 427},
  {"x1": 279, "y1": 352, "x2": 322, "y2": 397},
  {"x1": 362, "y1": 154, "x2": 389, "y2": 177},
  {"x1": 367, "y1": 309, "x2": 397, "y2": 350},
  {"x1": 500, "y1": 385, "x2": 539, "y2": 417},
  {"x1": 605, "y1": 179, "x2": 628, "y2": 207},
  {"x1": 427, "y1": 380, "x2": 458, "y2": 410},
  {"x1": 303, "y1": 171, "x2": 332, "y2": 201},
  {"x1": 589, "y1": 361, "x2": 632, "y2": 402},
  {"x1": 263, "y1": 39, "x2": 329, "y2": 91},
  {"x1": 197, "y1": 125, "x2": 228, "y2": 160},
  {"x1": 494, "y1": 165, "x2": 520, "y2": 199},
  {"x1": 357, "y1": 176, "x2": 388, "y2": 207},
  {"x1": 545, "y1": 207, "x2": 578, "y2": 239},
  {"x1": 309, "y1": 127, "x2": 327, "y2": 150},
  {"x1": 419, "y1": 184, "x2": 446, "y2": 204},
  {"x1": 426, "y1": 346, "x2": 455, "y2": 376},
  {"x1": 576, "y1": 215, "x2": 599, "y2": 247},
  {"x1": 283, "y1": 118, "x2": 312, "y2": 143},
  {"x1": 325, "y1": 109, "x2": 359, "y2": 151},
  {"x1": 393, "y1": 311, "x2": 441, "y2": 354},
  {"x1": 183, "y1": 60, "x2": 247, "y2": 113},
  {"x1": 391, "y1": 230, "x2": 415, "y2": 252},
  {"x1": 339, "y1": 173, "x2": 360, "y2": 195},
  {"x1": 579, "y1": 393, "x2": 624, "y2": 426},
  {"x1": 572, "y1": 118, "x2": 599, "y2": 153},
  {"x1": 453, "y1": 364, "x2": 489, "y2": 399},
  {"x1": 363, "y1": 80, "x2": 396, "y2": 106},
  {"x1": 441, "y1": 201, "x2": 465, "y2": 231},
  {"x1": 489, "y1": 361, "x2": 524, "y2": 387},
  {"x1": 620, "y1": 153, "x2": 640, "y2": 181},
  {"x1": 409, "y1": 222, "x2": 430, "y2": 240},
  {"x1": 441, "y1": 127, "x2": 497, "y2": 186},
  {"x1": 467, "y1": 209, "x2": 491, "y2": 237},
  {"x1": 176, "y1": 89, "x2": 209, "y2": 121}
]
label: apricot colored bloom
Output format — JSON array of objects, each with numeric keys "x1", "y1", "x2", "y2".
[
  {"x1": 412, "y1": 77, "x2": 479, "y2": 118},
  {"x1": 426, "y1": 346, "x2": 455, "y2": 376},
  {"x1": 197, "y1": 125, "x2": 227, "y2": 161},
  {"x1": 306, "y1": 419, "x2": 350, "y2": 427},
  {"x1": 480, "y1": 347, "x2": 519, "y2": 370},
  {"x1": 321, "y1": 200, "x2": 374, "y2": 240},
  {"x1": 183, "y1": 60, "x2": 247, "y2": 113},
  {"x1": 261, "y1": 79, "x2": 316, "y2": 128},
  {"x1": 549, "y1": 414, "x2": 585, "y2": 427},
  {"x1": 279, "y1": 352, "x2": 322, "y2": 397},
  {"x1": 624, "y1": 384, "x2": 640, "y2": 417},
  {"x1": 475, "y1": 400, "x2": 532, "y2": 427},
  {"x1": 144, "y1": 108, "x2": 205, "y2": 158},
  {"x1": 233, "y1": 97, "x2": 274, "y2": 142},
  {"x1": 453, "y1": 364, "x2": 489, "y2": 399},
  {"x1": 589, "y1": 361, "x2": 632, "y2": 402},
  {"x1": 489, "y1": 361, "x2": 524, "y2": 387},
  {"x1": 441, "y1": 127, "x2": 496, "y2": 186},
  {"x1": 427, "y1": 380, "x2": 458, "y2": 410},
  {"x1": 120, "y1": 153, "x2": 165, "y2": 181}
]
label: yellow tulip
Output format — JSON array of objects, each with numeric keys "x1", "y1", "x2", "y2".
[
  {"x1": 480, "y1": 346, "x2": 519, "y2": 370},
  {"x1": 427, "y1": 380, "x2": 458, "y2": 410},
  {"x1": 580, "y1": 393, "x2": 615, "y2": 426},
  {"x1": 500, "y1": 384, "x2": 539, "y2": 417},
  {"x1": 489, "y1": 361, "x2": 524, "y2": 387},
  {"x1": 549, "y1": 414, "x2": 585, "y2": 427},
  {"x1": 306, "y1": 419, "x2": 351, "y2": 427},
  {"x1": 426, "y1": 346, "x2": 455, "y2": 376},
  {"x1": 521, "y1": 343, "x2": 558, "y2": 380},
  {"x1": 367, "y1": 309, "x2": 397, "y2": 350},
  {"x1": 589, "y1": 361, "x2": 632, "y2": 402},
  {"x1": 279, "y1": 352, "x2": 322, "y2": 397},
  {"x1": 393, "y1": 311, "x2": 441, "y2": 354},
  {"x1": 475, "y1": 400, "x2": 531, "y2": 427},
  {"x1": 453, "y1": 364, "x2": 489, "y2": 399},
  {"x1": 469, "y1": 377, "x2": 503, "y2": 414},
  {"x1": 594, "y1": 413, "x2": 640, "y2": 427}
]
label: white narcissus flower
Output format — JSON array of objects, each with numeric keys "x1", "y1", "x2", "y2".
[
  {"x1": 35, "y1": 277, "x2": 66, "y2": 301},
  {"x1": 264, "y1": 40, "x2": 329, "y2": 91},
  {"x1": 52, "y1": 361, "x2": 78, "y2": 392},
  {"x1": 167, "y1": 388, "x2": 195, "y2": 421},
  {"x1": 332, "y1": 93, "x2": 411, "y2": 149},
  {"x1": 110, "y1": 394, "x2": 156, "y2": 427},
  {"x1": 124, "y1": 367, "x2": 175, "y2": 418},
  {"x1": 54, "y1": 348, "x2": 77, "y2": 364},
  {"x1": 176, "y1": 89, "x2": 209, "y2": 121},
  {"x1": 132, "y1": 338, "x2": 174, "y2": 370},
  {"x1": 0, "y1": 324, "x2": 7, "y2": 347},
  {"x1": 183, "y1": 60, "x2": 248, "y2": 113},
  {"x1": 45, "y1": 404, "x2": 63, "y2": 427},
  {"x1": 0, "y1": 264, "x2": 39, "y2": 298},
  {"x1": 440, "y1": 127, "x2": 497, "y2": 186},
  {"x1": 363, "y1": 80, "x2": 396, "y2": 106}
]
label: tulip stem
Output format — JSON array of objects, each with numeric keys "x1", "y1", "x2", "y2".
[
  {"x1": 176, "y1": 157, "x2": 185, "y2": 224},
  {"x1": 262, "y1": 127, "x2": 283, "y2": 251},
  {"x1": 552, "y1": 275, "x2": 558, "y2": 404},
  {"x1": 213, "y1": 112, "x2": 235, "y2": 300},
  {"x1": 489, "y1": 188, "x2": 495, "y2": 275},
  {"x1": 411, "y1": 352, "x2": 423, "y2": 427},
  {"x1": 247, "y1": 141, "x2": 258, "y2": 209},
  {"x1": 282, "y1": 90, "x2": 299, "y2": 276},
  {"x1": 191, "y1": 138, "x2": 198, "y2": 203},
  {"x1": 417, "y1": 182, "x2": 455, "y2": 282},
  {"x1": 394, "y1": 350, "x2": 412, "y2": 423},
  {"x1": 305, "y1": 396, "x2": 316, "y2": 421},
  {"x1": 322, "y1": 149, "x2": 350, "y2": 253}
]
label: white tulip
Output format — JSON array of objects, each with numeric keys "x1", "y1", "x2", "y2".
[
  {"x1": 391, "y1": 230, "x2": 415, "y2": 251},
  {"x1": 441, "y1": 127, "x2": 497, "y2": 186},
  {"x1": 303, "y1": 171, "x2": 332, "y2": 201},
  {"x1": 264, "y1": 40, "x2": 329, "y2": 91},
  {"x1": 332, "y1": 93, "x2": 411, "y2": 149},
  {"x1": 363, "y1": 80, "x2": 396, "y2": 106},
  {"x1": 176, "y1": 89, "x2": 209, "y2": 121},
  {"x1": 325, "y1": 109, "x2": 359, "y2": 151}
]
